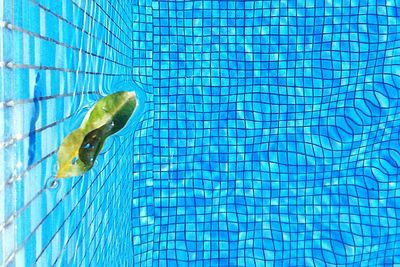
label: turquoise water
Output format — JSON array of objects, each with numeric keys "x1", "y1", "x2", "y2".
[{"x1": 2, "y1": 0, "x2": 400, "y2": 266}]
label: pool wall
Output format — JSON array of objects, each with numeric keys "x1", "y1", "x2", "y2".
[{"x1": 0, "y1": 0, "x2": 140, "y2": 265}]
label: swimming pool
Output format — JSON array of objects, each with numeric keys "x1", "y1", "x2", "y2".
[{"x1": 2, "y1": 0, "x2": 400, "y2": 266}]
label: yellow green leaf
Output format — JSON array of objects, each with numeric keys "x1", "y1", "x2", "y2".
[{"x1": 57, "y1": 91, "x2": 137, "y2": 178}]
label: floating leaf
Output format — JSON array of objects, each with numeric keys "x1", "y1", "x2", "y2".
[{"x1": 57, "y1": 91, "x2": 137, "y2": 178}]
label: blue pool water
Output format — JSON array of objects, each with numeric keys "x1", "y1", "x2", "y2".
[{"x1": 2, "y1": 0, "x2": 400, "y2": 266}]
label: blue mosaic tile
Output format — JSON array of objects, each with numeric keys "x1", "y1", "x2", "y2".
[
  {"x1": 151, "y1": 0, "x2": 400, "y2": 266},
  {"x1": 3, "y1": 0, "x2": 400, "y2": 266}
]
